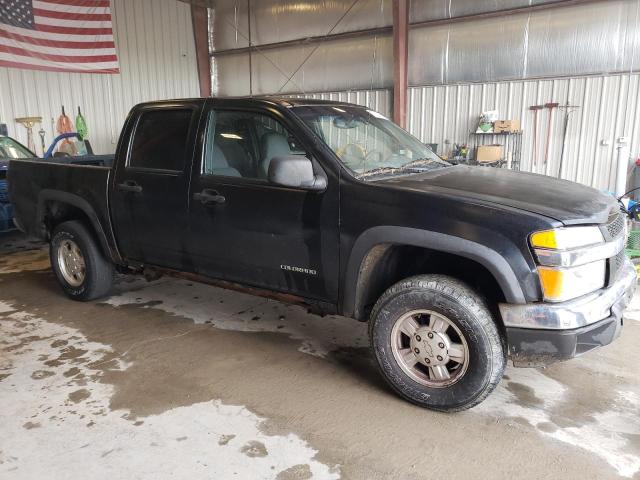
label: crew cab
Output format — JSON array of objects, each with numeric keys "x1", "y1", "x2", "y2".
[{"x1": 8, "y1": 97, "x2": 636, "y2": 411}]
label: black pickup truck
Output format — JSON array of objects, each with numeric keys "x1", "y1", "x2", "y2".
[{"x1": 9, "y1": 97, "x2": 636, "y2": 411}]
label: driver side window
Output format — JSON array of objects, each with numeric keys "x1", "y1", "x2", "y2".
[{"x1": 202, "y1": 110, "x2": 304, "y2": 179}]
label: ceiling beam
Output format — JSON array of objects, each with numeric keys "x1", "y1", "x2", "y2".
[
  {"x1": 191, "y1": 4, "x2": 211, "y2": 96},
  {"x1": 392, "y1": 0, "x2": 409, "y2": 128}
]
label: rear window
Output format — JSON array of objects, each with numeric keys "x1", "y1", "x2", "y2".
[{"x1": 129, "y1": 109, "x2": 193, "y2": 171}]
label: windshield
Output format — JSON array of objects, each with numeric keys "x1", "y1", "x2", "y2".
[
  {"x1": 292, "y1": 105, "x2": 450, "y2": 179},
  {"x1": 0, "y1": 136, "x2": 34, "y2": 159}
]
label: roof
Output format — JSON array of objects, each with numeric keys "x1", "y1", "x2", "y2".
[{"x1": 134, "y1": 96, "x2": 365, "y2": 110}]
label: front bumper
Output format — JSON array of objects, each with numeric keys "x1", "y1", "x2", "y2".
[{"x1": 499, "y1": 257, "x2": 636, "y2": 367}]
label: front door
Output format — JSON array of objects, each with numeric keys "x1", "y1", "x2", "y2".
[
  {"x1": 111, "y1": 103, "x2": 202, "y2": 270},
  {"x1": 187, "y1": 103, "x2": 340, "y2": 303}
]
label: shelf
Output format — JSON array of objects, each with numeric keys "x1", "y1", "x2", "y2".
[{"x1": 470, "y1": 131, "x2": 523, "y2": 135}]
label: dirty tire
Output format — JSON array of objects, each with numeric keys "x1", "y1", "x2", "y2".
[
  {"x1": 369, "y1": 274, "x2": 505, "y2": 412},
  {"x1": 50, "y1": 220, "x2": 114, "y2": 301}
]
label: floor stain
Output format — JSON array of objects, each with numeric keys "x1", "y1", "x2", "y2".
[
  {"x1": 68, "y1": 389, "x2": 91, "y2": 404},
  {"x1": 276, "y1": 463, "x2": 313, "y2": 480},
  {"x1": 218, "y1": 434, "x2": 235, "y2": 446},
  {"x1": 240, "y1": 440, "x2": 268, "y2": 458},
  {"x1": 506, "y1": 381, "x2": 544, "y2": 408},
  {"x1": 63, "y1": 367, "x2": 81, "y2": 378},
  {"x1": 30, "y1": 370, "x2": 55, "y2": 380}
]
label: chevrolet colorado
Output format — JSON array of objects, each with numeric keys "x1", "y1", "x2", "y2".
[{"x1": 8, "y1": 97, "x2": 636, "y2": 411}]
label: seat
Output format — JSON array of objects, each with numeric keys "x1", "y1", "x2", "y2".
[
  {"x1": 260, "y1": 132, "x2": 291, "y2": 178},
  {"x1": 208, "y1": 144, "x2": 241, "y2": 177}
]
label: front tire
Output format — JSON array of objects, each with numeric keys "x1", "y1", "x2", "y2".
[
  {"x1": 369, "y1": 274, "x2": 505, "y2": 412},
  {"x1": 50, "y1": 221, "x2": 114, "y2": 301}
]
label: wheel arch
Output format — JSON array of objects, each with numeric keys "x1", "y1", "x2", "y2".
[
  {"x1": 342, "y1": 226, "x2": 526, "y2": 320},
  {"x1": 37, "y1": 190, "x2": 117, "y2": 262}
]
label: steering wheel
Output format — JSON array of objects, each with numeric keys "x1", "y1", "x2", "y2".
[
  {"x1": 364, "y1": 149, "x2": 384, "y2": 164},
  {"x1": 336, "y1": 143, "x2": 367, "y2": 170}
]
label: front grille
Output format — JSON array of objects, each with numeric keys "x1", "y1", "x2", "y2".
[
  {"x1": 606, "y1": 213, "x2": 625, "y2": 240},
  {"x1": 608, "y1": 249, "x2": 626, "y2": 285}
]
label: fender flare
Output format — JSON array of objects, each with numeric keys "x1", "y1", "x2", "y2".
[
  {"x1": 342, "y1": 226, "x2": 526, "y2": 318},
  {"x1": 37, "y1": 189, "x2": 117, "y2": 262}
]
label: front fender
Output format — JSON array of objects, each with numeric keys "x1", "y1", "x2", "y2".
[{"x1": 342, "y1": 226, "x2": 527, "y2": 318}]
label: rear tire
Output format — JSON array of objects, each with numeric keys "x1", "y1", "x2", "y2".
[
  {"x1": 369, "y1": 274, "x2": 505, "y2": 412},
  {"x1": 50, "y1": 220, "x2": 113, "y2": 301}
]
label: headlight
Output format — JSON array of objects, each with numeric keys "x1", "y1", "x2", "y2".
[
  {"x1": 531, "y1": 226, "x2": 607, "y2": 302},
  {"x1": 538, "y1": 261, "x2": 606, "y2": 302},
  {"x1": 530, "y1": 226, "x2": 604, "y2": 249}
]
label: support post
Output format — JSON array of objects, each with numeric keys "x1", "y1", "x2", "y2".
[
  {"x1": 191, "y1": 5, "x2": 212, "y2": 97},
  {"x1": 392, "y1": 0, "x2": 409, "y2": 128}
]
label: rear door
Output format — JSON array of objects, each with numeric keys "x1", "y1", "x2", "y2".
[
  {"x1": 111, "y1": 102, "x2": 202, "y2": 269},
  {"x1": 186, "y1": 101, "x2": 340, "y2": 303}
]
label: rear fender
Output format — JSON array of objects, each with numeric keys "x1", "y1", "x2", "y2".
[{"x1": 37, "y1": 189, "x2": 120, "y2": 263}]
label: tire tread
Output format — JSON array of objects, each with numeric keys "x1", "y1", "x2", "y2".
[{"x1": 369, "y1": 274, "x2": 505, "y2": 412}]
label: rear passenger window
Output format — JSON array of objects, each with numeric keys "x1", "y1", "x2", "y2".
[
  {"x1": 202, "y1": 110, "x2": 305, "y2": 179},
  {"x1": 129, "y1": 109, "x2": 193, "y2": 171}
]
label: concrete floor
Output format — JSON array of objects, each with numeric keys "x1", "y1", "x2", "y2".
[{"x1": 0, "y1": 231, "x2": 639, "y2": 480}]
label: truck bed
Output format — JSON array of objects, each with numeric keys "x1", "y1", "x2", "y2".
[{"x1": 8, "y1": 159, "x2": 113, "y2": 242}]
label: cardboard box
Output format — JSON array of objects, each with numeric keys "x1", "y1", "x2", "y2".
[
  {"x1": 476, "y1": 145, "x2": 503, "y2": 162},
  {"x1": 493, "y1": 119, "x2": 521, "y2": 133}
]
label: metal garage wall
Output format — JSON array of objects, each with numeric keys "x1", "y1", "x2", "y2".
[
  {"x1": 213, "y1": 35, "x2": 392, "y2": 96},
  {"x1": 210, "y1": 0, "x2": 391, "y2": 51},
  {"x1": 210, "y1": 0, "x2": 392, "y2": 96},
  {"x1": 409, "y1": 0, "x2": 640, "y2": 85},
  {"x1": 407, "y1": 74, "x2": 640, "y2": 191},
  {"x1": 0, "y1": 0, "x2": 199, "y2": 155}
]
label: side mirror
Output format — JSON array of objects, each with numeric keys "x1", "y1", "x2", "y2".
[{"x1": 268, "y1": 155, "x2": 327, "y2": 191}]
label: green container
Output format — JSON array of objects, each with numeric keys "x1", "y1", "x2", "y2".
[{"x1": 625, "y1": 229, "x2": 640, "y2": 258}]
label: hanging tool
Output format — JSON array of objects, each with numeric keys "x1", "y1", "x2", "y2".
[
  {"x1": 56, "y1": 106, "x2": 76, "y2": 156},
  {"x1": 75, "y1": 106, "x2": 88, "y2": 140},
  {"x1": 543, "y1": 102, "x2": 559, "y2": 171},
  {"x1": 38, "y1": 127, "x2": 46, "y2": 154},
  {"x1": 14, "y1": 116, "x2": 42, "y2": 153},
  {"x1": 529, "y1": 105, "x2": 543, "y2": 170},
  {"x1": 56, "y1": 106, "x2": 73, "y2": 135},
  {"x1": 556, "y1": 102, "x2": 581, "y2": 179}
]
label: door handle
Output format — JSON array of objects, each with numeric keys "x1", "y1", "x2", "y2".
[
  {"x1": 116, "y1": 180, "x2": 143, "y2": 193},
  {"x1": 193, "y1": 189, "x2": 226, "y2": 205}
]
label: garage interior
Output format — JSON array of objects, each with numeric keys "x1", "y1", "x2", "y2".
[{"x1": 1, "y1": 1, "x2": 640, "y2": 479}]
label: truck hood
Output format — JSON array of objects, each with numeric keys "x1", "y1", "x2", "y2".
[{"x1": 377, "y1": 165, "x2": 619, "y2": 225}]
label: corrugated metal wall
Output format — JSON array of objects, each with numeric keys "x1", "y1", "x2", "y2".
[
  {"x1": 0, "y1": 0, "x2": 200, "y2": 155},
  {"x1": 408, "y1": 0, "x2": 640, "y2": 86},
  {"x1": 210, "y1": 0, "x2": 392, "y2": 95},
  {"x1": 407, "y1": 74, "x2": 640, "y2": 191}
]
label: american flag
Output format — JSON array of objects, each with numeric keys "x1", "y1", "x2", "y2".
[{"x1": 0, "y1": 0, "x2": 119, "y2": 73}]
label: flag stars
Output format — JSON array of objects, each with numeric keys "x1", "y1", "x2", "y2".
[{"x1": 0, "y1": 0, "x2": 35, "y2": 29}]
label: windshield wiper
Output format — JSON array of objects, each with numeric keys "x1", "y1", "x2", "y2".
[
  {"x1": 357, "y1": 167, "x2": 403, "y2": 179},
  {"x1": 400, "y1": 158, "x2": 449, "y2": 169},
  {"x1": 357, "y1": 158, "x2": 450, "y2": 179}
]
